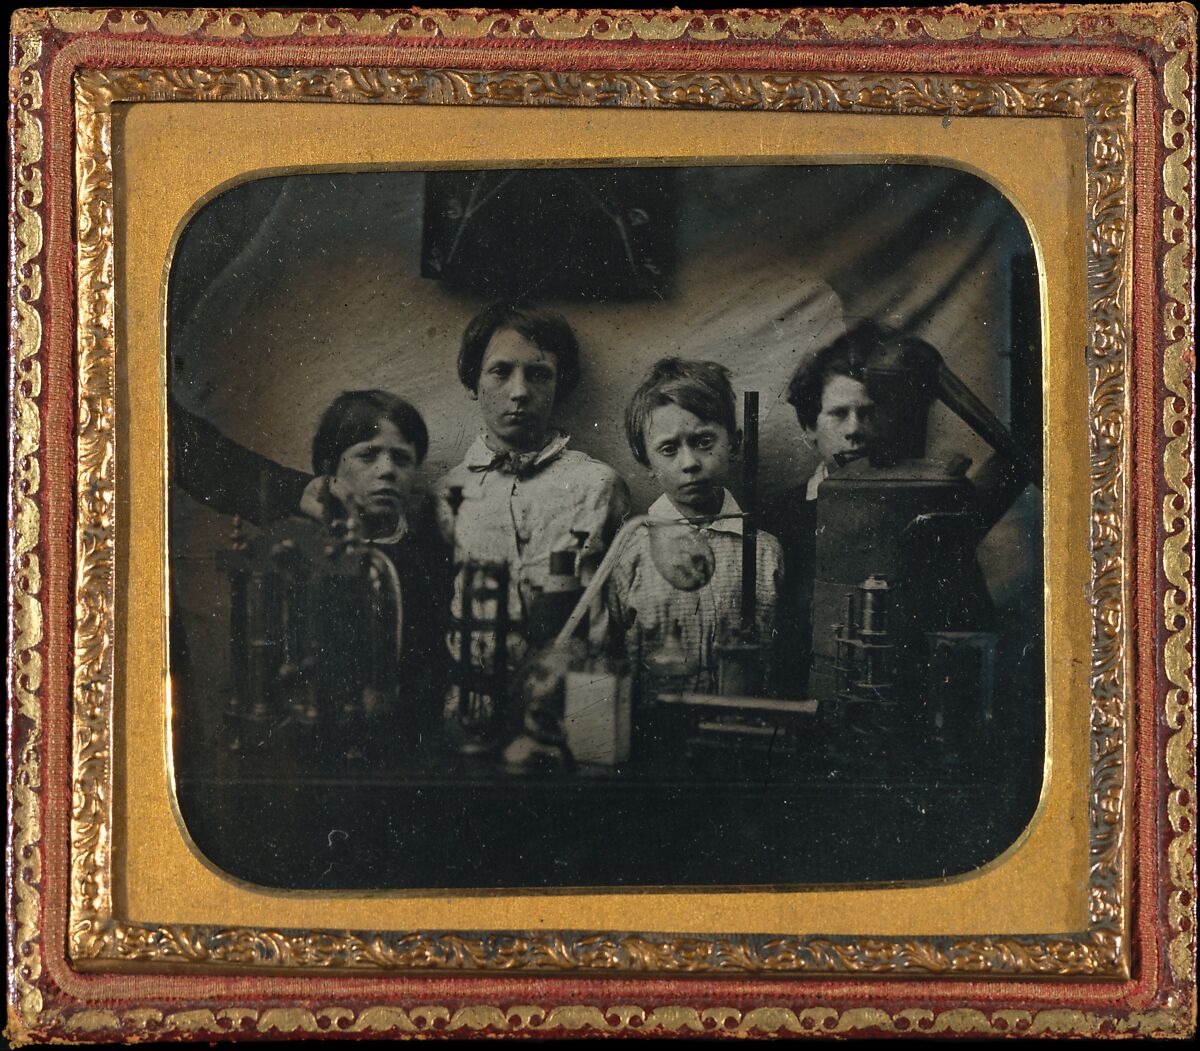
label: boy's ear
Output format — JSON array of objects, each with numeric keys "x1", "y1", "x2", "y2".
[
  {"x1": 467, "y1": 387, "x2": 479, "y2": 401},
  {"x1": 731, "y1": 428, "x2": 744, "y2": 455}
]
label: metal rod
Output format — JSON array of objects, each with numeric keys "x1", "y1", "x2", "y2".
[
  {"x1": 553, "y1": 512, "x2": 747, "y2": 649},
  {"x1": 554, "y1": 515, "x2": 653, "y2": 647},
  {"x1": 741, "y1": 390, "x2": 758, "y2": 634},
  {"x1": 459, "y1": 565, "x2": 473, "y2": 673},
  {"x1": 937, "y1": 362, "x2": 1041, "y2": 487}
]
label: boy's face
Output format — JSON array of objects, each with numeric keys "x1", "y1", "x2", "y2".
[
  {"x1": 644, "y1": 402, "x2": 736, "y2": 517},
  {"x1": 331, "y1": 419, "x2": 418, "y2": 536},
  {"x1": 474, "y1": 327, "x2": 558, "y2": 453},
  {"x1": 808, "y1": 373, "x2": 876, "y2": 465}
]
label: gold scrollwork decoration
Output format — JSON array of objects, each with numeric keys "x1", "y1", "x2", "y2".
[
  {"x1": 67, "y1": 926, "x2": 1132, "y2": 975},
  {"x1": 1158, "y1": 7, "x2": 1197, "y2": 991},
  {"x1": 1081, "y1": 75, "x2": 1132, "y2": 945},
  {"x1": 80, "y1": 64, "x2": 1128, "y2": 119},
  {"x1": 16, "y1": 6, "x2": 1171, "y2": 44},
  {"x1": 61, "y1": 67, "x2": 1131, "y2": 981},
  {"x1": 69, "y1": 68, "x2": 120, "y2": 961},
  {"x1": 10, "y1": 29, "x2": 48, "y2": 1030},
  {"x1": 29, "y1": 1001, "x2": 1193, "y2": 1039}
]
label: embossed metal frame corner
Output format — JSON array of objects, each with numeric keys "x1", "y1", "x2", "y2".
[
  {"x1": 7, "y1": 4, "x2": 1195, "y2": 1043},
  {"x1": 66, "y1": 63, "x2": 1132, "y2": 979}
]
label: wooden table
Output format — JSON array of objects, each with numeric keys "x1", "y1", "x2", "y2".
[{"x1": 175, "y1": 736, "x2": 1039, "y2": 890}]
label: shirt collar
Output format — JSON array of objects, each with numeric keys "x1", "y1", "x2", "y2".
[
  {"x1": 648, "y1": 489, "x2": 744, "y2": 535},
  {"x1": 806, "y1": 462, "x2": 829, "y2": 501},
  {"x1": 368, "y1": 513, "x2": 409, "y2": 545},
  {"x1": 464, "y1": 431, "x2": 571, "y2": 475}
]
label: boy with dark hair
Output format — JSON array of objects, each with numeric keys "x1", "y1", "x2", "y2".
[
  {"x1": 172, "y1": 389, "x2": 448, "y2": 756},
  {"x1": 456, "y1": 301, "x2": 583, "y2": 414},
  {"x1": 301, "y1": 390, "x2": 447, "y2": 707},
  {"x1": 609, "y1": 357, "x2": 783, "y2": 694},
  {"x1": 764, "y1": 327, "x2": 881, "y2": 697},
  {"x1": 435, "y1": 301, "x2": 630, "y2": 703},
  {"x1": 784, "y1": 322, "x2": 880, "y2": 495},
  {"x1": 768, "y1": 319, "x2": 1032, "y2": 697},
  {"x1": 310, "y1": 389, "x2": 429, "y2": 541}
]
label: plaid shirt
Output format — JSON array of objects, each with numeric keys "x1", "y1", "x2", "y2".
[
  {"x1": 607, "y1": 491, "x2": 784, "y2": 695},
  {"x1": 435, "y1": 432, "x2": 630, "y2": 672}
]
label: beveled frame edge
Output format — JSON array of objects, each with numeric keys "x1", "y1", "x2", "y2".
[{"x1": 6, "y1": 5, "x2": 1195, "y2": 1043}]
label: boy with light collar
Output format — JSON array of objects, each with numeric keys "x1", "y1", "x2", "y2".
[{"x1": 608, "y1": 358, "x2": 783, "y2": 695}]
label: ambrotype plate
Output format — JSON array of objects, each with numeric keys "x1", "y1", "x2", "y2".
[
  {"x1": 6, "y1": 5, "x2": 1196, "y2": 1044},
  {"x1": 169, "y1": 164, "x2": 1044, "y2": 890}
]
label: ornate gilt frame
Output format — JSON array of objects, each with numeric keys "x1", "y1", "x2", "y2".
[{"x1": 8, "y1": 5, "x2": 1196, "y2": 1041}]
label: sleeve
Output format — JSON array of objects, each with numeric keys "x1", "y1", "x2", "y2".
[
  {"x1": 603, "y1": 533, "x2": 640, "y2": 660},
  {"x1": 416, "y1": 481, "x2": 458, "y2": 566},
  {"x1": 971, "y1": 452, "x2": 1032, "y2": 534},
  {"x1": 604, "y1": 473, "x2": 633, "y2": 544},
  {"x1": 430, "y1": 471, "x2": 460, "y2": 550},
  {"x1": 171, "y1": 396, "x2": 311, "y2": 525},
  {"x1": 576, "y1": 469, "x2": 632, "y2": 577}
]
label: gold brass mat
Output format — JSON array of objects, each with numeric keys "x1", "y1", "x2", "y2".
[{"x1": 78, "y1": 69, "x2": 1100, "y2": 967}]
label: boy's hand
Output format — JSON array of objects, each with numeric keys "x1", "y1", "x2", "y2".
[
  {"x1": 327, "y1": 478, "x2": 366, "y2": 533},
  {"x1": 299, "y1": 475, "x2": 333, "y2": 521},
  {"x1": 300, "y1": 475, "x2": 367, "y2": 536}
]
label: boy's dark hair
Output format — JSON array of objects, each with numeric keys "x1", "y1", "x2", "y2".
[
  {"x1": 785, "y1": 320, "x2": 892, "y2": 430},
  {"x1": 457, "y1": 302, "x2": 581, "y2": 403},
  {"x1": 625, "y1": 357, "x2": 738, "y2": 467},
  {"x1": 311, "y1": 389, "x2": 429, "y2": 475}
]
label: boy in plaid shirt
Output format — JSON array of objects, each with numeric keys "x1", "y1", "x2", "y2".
[{"x1": 608, "y1": 358, "x2": 783, "y2": 695}]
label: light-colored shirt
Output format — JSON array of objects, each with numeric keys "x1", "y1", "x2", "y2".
[
  {"x1": 435, "y1": 432, "x2": 630, "y2": 671},
  {"x1": 607, "y1": 490, "x2": 784, "y2": 695}
]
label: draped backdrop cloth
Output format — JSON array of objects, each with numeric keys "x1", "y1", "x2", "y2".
[{"x1": 170, "y1": 165, "x2": 1042, "y2": 717}]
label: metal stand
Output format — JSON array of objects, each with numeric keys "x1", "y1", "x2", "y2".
[{"x1": 445, "y1": 560, "x2": 511, "y2": 754}]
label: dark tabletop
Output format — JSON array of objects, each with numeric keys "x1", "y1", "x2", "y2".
[{"x1": 176, "y1": 732, "x2": 1042, "y2": 891}]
